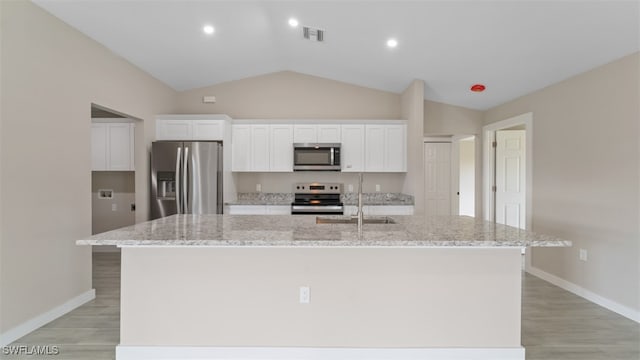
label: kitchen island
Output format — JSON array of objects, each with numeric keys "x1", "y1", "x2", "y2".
[{"x1": 79, "y1": 215, "x2": 570, "y2": 360}]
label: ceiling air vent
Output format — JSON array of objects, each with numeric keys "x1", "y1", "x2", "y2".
[{"x1": 303, "y1": 26, "x2": 324, "y2": 42}]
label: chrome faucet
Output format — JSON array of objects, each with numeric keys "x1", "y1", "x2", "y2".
[{"x1": 356, "y1": 172, "x2": 364, "y2": 238}]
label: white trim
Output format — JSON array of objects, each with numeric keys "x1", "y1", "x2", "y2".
[
  {"x1": 527, "y1": 266, "x2": 640, "y2": 323},
  {"x1": 0, "y1": 289, "x2": 96, "y2": 346},
  {"x1": 116, "y1": 346, "x2": 525, "y2": 360}
]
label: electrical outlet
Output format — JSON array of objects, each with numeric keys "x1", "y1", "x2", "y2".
[
  {"x1": 256, "y1": 183, "x2": 262, "y2": 192},
  {"x1": 299, "y1": 286, "x2": 310, "y2": 304},
  {"x1": 579, "y1": 249, "x2": 588, "y2": 262},
  {"x1": 375, "y1": 184, "x2": 381, "y2": 192},
  {"x1": 348, "y1": 184, "x2": 354, "y2": 192},
  {"x1": 111, "y1": 203, "x2": 117, "y2": 212}
]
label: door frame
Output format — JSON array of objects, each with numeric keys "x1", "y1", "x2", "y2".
[
  {"x1": 424, "y1": 135, "x2": 475, "y2": 216},
  {"x1": 482, "y1": 112, "x2": 533, "y2": 229}
]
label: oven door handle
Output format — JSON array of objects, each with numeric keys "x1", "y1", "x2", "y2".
[{"x1": 291, "y1": 205, "x2": 344, "y2": 212}]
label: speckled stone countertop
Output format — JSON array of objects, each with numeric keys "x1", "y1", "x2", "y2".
[
  {"x1": 78, "y1": 214, "x2": 571, "y2": 248},
  {"x1": 226, "y1": 193, "x2": 414, "y2": 206},
  {"x1": 226, "y1": 193, "x2": 293, "y2": 205}
]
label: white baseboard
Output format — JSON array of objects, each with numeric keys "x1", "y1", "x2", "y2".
[
  {"x1": 0, "y1": 289, "x2": 96, "y2": 346},
  {"x1": 116, "y1": 346, "x2": 525, "y2": 360},
  {"x1": 527, "y1": 266, "x2": 640, "y2": 323}
]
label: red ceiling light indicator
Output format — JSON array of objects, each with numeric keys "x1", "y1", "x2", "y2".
[{"x1": 470, "y1": 84, "x2": 486, "y2": 92}]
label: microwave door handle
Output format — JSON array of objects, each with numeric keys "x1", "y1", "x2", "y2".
[{"x1": 330, "y1": 147, "x2": 335, "y2": 165}]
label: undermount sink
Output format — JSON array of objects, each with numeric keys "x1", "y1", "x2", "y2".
[{"x1": 316, "y1": 216, "x2": 396, "y2": 224}]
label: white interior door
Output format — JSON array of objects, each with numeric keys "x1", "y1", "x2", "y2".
[
  {"x1": 495, "y1": 130, "x2": 526, "y2": 229},
  {"x1": 424, "y1": 142, "x2": 451, "y2": 216}
]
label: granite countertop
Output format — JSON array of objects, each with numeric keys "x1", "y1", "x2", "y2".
[
  {"x1": 78, "y1": 214, "x2": 571, "y2": 248},
  {"x1": 226, "y1": 193, "x2": 414, "y2": 206}
]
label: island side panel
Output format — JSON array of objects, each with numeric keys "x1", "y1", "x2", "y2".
[{"x1": 120, "y1": 247, "x2": 522, "y2": 348}]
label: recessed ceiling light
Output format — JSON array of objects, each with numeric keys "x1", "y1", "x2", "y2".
[
  {"x1": 386, "y1": 38, "x2": 398, "y2": 48},
  {"x1": 288, "y1": 18, "x2": 299, "y2": 27},
  {"x1": 203, "y1": 25, "x2": 215, "y2": 35}
]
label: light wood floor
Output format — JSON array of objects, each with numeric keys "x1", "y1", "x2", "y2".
[{"x1": 7, "y1": 252, "x2": 639, "y2": 359}]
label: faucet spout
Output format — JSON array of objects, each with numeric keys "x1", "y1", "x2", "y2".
[{"x1": 356, "y1": 172, "x2": 364, "y2": 238}]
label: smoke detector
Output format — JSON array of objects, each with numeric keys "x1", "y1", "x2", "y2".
[{"x1": 303, "y1": 26, "x2": 325, "y2": 42}]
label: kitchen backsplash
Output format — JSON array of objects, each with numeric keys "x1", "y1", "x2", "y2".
[
  {"x1": 230, "y1": 192, "x2": 414, "y2": 206},
  {"x1": 234, "y1": 172, "x2": 407, "y2": 193}
]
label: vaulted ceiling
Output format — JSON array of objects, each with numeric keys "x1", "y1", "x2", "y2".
[{"x1": 33, "y1": 1, "x2": 639, "y2": 110}]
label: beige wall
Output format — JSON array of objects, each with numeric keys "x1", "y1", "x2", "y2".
[
  {"x1": 424, "y1": 100, "x2": 484, "y2": 217},
  {"x1": 121, "y1": 247, "x2": 522, "y2": 347},
  {"x1": 91, "y1": 171, "x2": 135, "y2": 235},
  {"x1": 0, "y1": 1, "x2": 177, "y2": 335},
  {"x1": 424, "y1": 99, "x2": 483, "y2": 135},
  {"x1": 235, "y1": 172, "x2": 405, "y2": 194},
  {"x1": 401, "y1": 80, "x2": 425, "y2": 214},
  {"x1": 484, "y1": 52, "x2": 640, "y2": 312},
  {"x1": 179, "y1": 71, "x2": 408, "y2": 194},
  {"x1": 176, "y1": 71, "x2": 401, "y2": 119}
]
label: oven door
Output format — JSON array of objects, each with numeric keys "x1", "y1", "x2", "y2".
[{"x1": 291, "y1": 204, "x2": 344, "y2": 215}]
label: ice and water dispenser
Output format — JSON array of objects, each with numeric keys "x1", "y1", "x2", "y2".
[{"x1": 156, "y1": 171, "x2": 176, "y2": 199}]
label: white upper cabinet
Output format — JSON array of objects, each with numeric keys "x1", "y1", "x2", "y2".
[
  {"x1": 231, "y1": 125, "x2": 251, "y2": 171},
  {"x1": 341, "y1": 124, "x2": 365, "y2": 172},
  {"x1": 293, "y1": 124, "x2": 341, "y2": 143},
  {"x1": 365, "y1": 125, "x2": 386, "y2": 171},
  {"x1": 91, "y1": 124, "x2": 108, "y2": 170},
  {"x1": 365, "y1": 124, "x2": 406, "y2": 172},
  {"x1": 192, "y1": 120, "x2": 223, "y2": 140},
  {"x1": 91, "y1": 122, "x2": 135, "y2": 171},
  {"x1": 156, "y1": 120, "x2": 192, "y2": 140},
  {"x1": 233, "y1": 120, "x2": 405, "y2": 173},
  {"x1": 317, "y1": 125, "x2": 341, "y2": 142},
  {"x1": 251, "y1": 125, "x2": 270, "y2": 172},
  {"x1": 269, "y1": 125, "x2": 294, "y2": 172},
  {"x1": 156, "y1": 115, "x2": 230, "y2": 141},
  {"x1": 232, "y1": 124, "x2": 292, "y2": 172},
  {"x1": 293, "y1": 125, "x2": 317, "y2": 143}
]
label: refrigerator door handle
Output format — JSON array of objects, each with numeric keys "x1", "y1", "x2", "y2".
[
  {"x1": 175, "y1": 146, "x2": 182, "y2": 214},
  {"x1": 183, "y1": 145, "x2": 189, "y2": 213}
]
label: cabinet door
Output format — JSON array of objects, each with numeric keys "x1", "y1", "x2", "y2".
[
  {"x1": 365, "y1": 125, "x2": 385, "y2": 171},
  {"x1": 91, "y1": 124, "x2": 108, "y2": 171},
  {"x1": 293, "y1": 125, "x2": 317, "y2": 143},
  {"x1": 108, "y1": 123, "x2": 134, "y2": 171},
  {"x1": 384, "y1": 125, "x2": 406, "y2": 172},
  {"x1": 193, "y1": 120, "x2": 223, "y2": 140},
  {"x1": 156, "y1": 120, "x2": 192, "y2": 140},
  {"x1": 269, "y1": 125, "x2": 293, "y2": 172},
  {"x1": 251, "y1": 125, "x2": 270, "y2": 171},
  {"x1": 317, "y1": 125, "x2": 341, "y2": 143},
  {"x1": 341, "y1": 125, "x2": 365, "y2": 172},
  {"x1": 231, "y1": 125, "x2": 251, "y2": 171}
]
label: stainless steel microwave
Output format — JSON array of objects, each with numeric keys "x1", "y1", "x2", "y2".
[{"x1": 293, "y1": 143, "x2": 341, "y2": 171}]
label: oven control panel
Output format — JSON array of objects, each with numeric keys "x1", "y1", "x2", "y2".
[{"x1": 293, "y1": 183, "x2": 342, "y2": 194}]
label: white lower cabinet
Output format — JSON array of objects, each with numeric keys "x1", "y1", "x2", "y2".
[{"x1": 226, "y1": 205, "x2": 291, "y2": 215}]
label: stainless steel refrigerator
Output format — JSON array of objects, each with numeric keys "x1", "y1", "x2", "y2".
[{"x1": 151, "y1": 141, "x2": 223, "y2": 219}]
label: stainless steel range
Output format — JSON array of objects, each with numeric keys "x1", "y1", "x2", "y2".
[{"x1": 291, "y1": 183, "x2": 344, "y2": 215}]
